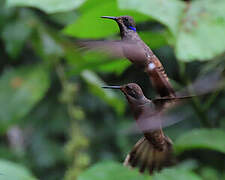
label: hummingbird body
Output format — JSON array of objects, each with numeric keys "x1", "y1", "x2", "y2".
[
  {"x1": 115, "y1": 16, "x2": 175, "y2": 97},
  {"x1": 128, "y1": 99, "x2": 169, "y2": 151},
  {"x1": 80, "y1": 16, "x2": 176, "y2": 97},
  {"x1": 103, "y1": 83, "x2": 174, "y2": 173}
]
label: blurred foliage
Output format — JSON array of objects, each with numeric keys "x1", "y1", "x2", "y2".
[
  {"x1": 0, "y1": 159, "x2": 37, "y2": 180},
  {"x1": 0, "y1": 0, "x2": 224, "y2": 179},
  {"x1": 174, "y1": 129, "x2": 225, "y2": 154},
  {"x1": 0, "y1": 65, "x2": 50, "y2": 133},
  {"x1": 77, "y1": 160, "x2": 203, "y2": 180}
]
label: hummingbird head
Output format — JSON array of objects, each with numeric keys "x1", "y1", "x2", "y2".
[
  {"x1": 102, "y1": 83, "x2": 149, "y2": 105},
  {"x1": 101, "y1": 15, "x2": 137, "y2": 38}
]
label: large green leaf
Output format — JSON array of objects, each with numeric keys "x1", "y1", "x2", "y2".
[
  {"x1": 81, "y1": 70, "x2": 125, "y2": 114},
  {"x1": 0, "y1": 159, "x2": 37, "y2": 180},
  {"x1": 63, "y1": 0, "x2": 149, "y2": 38},
  {"x1": 138, "y1": 31, "x2": 167, "y2": 49},
  {"x1": 1, "y1": 18, "x2": 32, "y2": 59},
  {"x1": 118, "y1": 0, "x2": 225, "y2": 61},
  {"x1": 174, "y1": 129, "x2": 225, "y2": 154},
  {"x1": 78, "y1": 161, "x2": 203, "y2": 180},
  {"x1": 200, "y1": 166, "x2": 221, "y2": 180},
  {"x1": 175, "y1": 0, "x2": 225, "y2": 61},
  {"x1": 153, "y1": 168, "x2": 202, "y2": 180},
  {"x1": 78, "y1": 161, "x2": 149, "y2": 180},
  {"x1": 32, "y1": 26, "x2": 64, "y2": 61},
  {"x1": 118, "y1": 0, "x2": 185, "y2": 35},
  {"x1": 0, "y1": 65, "x2": 50, "y2": 132},
  {"x1": 6, "y1": 0, "x2": 85, "y2": 13},
  {"x1": 96, "y1": 59, "x2": 131, "y2": 75}
]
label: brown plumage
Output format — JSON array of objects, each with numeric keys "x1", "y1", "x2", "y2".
[
  {"x1": 103, "y1": 83, "x2": 177, "y2": 174},
  {"x1": 102, "y1": 69, "x2": 223, "y2": 173},
  {"x1": 78, "y1": 15, "x2": 175, "y2": 97}
]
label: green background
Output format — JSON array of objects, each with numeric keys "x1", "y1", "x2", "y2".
[{"x1": 0, "y1": 0, "x2": 225, "y2": 179}]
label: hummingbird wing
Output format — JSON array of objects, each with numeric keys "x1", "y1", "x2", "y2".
[
  {"x1": 122, "y1": 70, "x2": 224, "y2": 134},
  {"x1": 175, "y1": 69, "x2": 224, "y2": 97},
  {"x1": 77, "y1": 39, "x2": 176, "y2": 97},
  {"x1": 121, "y1": 101, "x2": 192, "y2": 135},
  {"x1": 77, "y1": 40, "x2": 147, "y2": 62},
  {"x1": 152, "y1": 68, "x2": 224, "y2": 102},
  {"x1": 139, "y1": 105, "x2": 191, "y2": 132},
  {"x1": 140, "y1": 70, "x2": 224, "y2": 132}
]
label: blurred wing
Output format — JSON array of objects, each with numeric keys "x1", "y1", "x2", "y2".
[
  {"x1": 77, "y1": 40, "x2": 124, "y2": 57},
  {"x1": 121, "y1": 104, "x2": 192, "y2": 135},
  {"x1": 137, "y1": 107, "x2": 191, "y2": 132},
  {"x1": 152, "y1": 69, "x2": 224, "y2": 105},
  {"x1": 122, "y1": 70, "x2": 224, "y2": 135},
  {"x1": 176, "y1": 69, "x2": 224, "y2": 97},
  {"x1": 77, "y1": 40, "x2": 147, "y2": 63}
]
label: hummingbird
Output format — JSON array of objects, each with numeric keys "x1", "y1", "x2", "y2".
[
  {"x1": 103, "y1": 83, "x2": 180, "y2": 174},
  {"x1": 78, "y1": 15, "x2": 175, "y2": 97},
  {"x1": 102, "y1": 73, "x2": 224, "y2": 173}
]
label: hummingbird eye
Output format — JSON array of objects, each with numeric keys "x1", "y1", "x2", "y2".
[
  {"x1": 123, "y1": 18, "x2": 130, "y2": 26},
  {"x1": 123, "y1": 17, "x2": 136, "y2": 31}
]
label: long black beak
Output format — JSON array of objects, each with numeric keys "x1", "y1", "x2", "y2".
[
  {"x1": 102, "y1": 85, "x2": 121, "y2": 89},
  {"x1": 101, "y1": 16, "x2": 118, "y2": 21}
]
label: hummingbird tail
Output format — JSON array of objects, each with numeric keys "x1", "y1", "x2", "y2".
[{"x1": 123, "y1": 136, "x2": 173, "y2": 174}]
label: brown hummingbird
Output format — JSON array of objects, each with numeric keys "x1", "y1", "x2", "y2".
[
  {"x1": 78, "y1": 15, "x2": 175, "y2": 97},
  {"x1": 102, "y1": 72, "x2": 224, "y2": 174},
  {"x1": 103, "y1": 83, "x2": 181, "y2": 174}
]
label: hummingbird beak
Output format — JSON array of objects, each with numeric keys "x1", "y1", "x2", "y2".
[
  {"x1": 102, "y1": 85, "x2": 121, "y2": 89},
  {"x1": 101, "y1": 16, "x2": 118, "y2": 21}
]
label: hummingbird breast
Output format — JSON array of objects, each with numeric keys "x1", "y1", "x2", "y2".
[{"x1": 131, "y1": 102, "x2": 167, "y2": 151}]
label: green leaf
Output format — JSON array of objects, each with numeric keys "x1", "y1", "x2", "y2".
[
  {"x1": 78, "y1": 161, "x2": 149, "y2": 180},
  {"x1": 49, "y1": 11, "x2": 78, "y2": 26},
  {"x1": 0, "y1": 65, "x2": 50, "y2": 133},
  {"x1": 32, "y1": 26, "x2": 64, "y2": 61},
  {"x1": 175, "y1": 0, "x2": 225, "y2": 61},
  {"x1": 200, "y1": 166, "x2": 221, "y2": 180},
  {"x1": 6, "y1": 0, "x2": 85, "y2": 14},
  {"x1": 174, "y1": 129, "x2": 225, "y2": 154},
  {"x1": 97, "y1": 59, "x2": 131, "y2": 75},
  {"x1": 118, "y1": 0, "x2": 185, "y2": 35},
  {"x1": 1, "y1": 18, "x2": 32, "y2": 59},
  {"x1": 81, "y1": 70, "x2": 125, "y2": 114},
  {"x1": 63, "y1": 0, "x2": 149, "y2": 38},
  {"x1": 78, "y1": 161, "x2": 204, "y2": 180},
  {"x1": 138, "y1": 31, "x2": 167, "y2": 49},
  {"x1": 0, "y1": 159, "x2": 37, "y2": 180},
  {"x1": 153, "y1": 168, "x2": 202, "y2": 180}
]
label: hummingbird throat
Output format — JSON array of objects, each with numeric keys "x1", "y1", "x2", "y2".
[{"x1": 128, "y1": 26, "x2": 136, "y2": 31}]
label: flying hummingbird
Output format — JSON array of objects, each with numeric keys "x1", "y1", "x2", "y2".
[
  {"x1": 103, "y1": 83, "x2": 178, "y2": 174},
  {"x1": 102, "y1": 72, "x2": 224, "y2": 174},
  {"x1": 78, "y1": 15, "x2": 175, "y2": 97}
]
